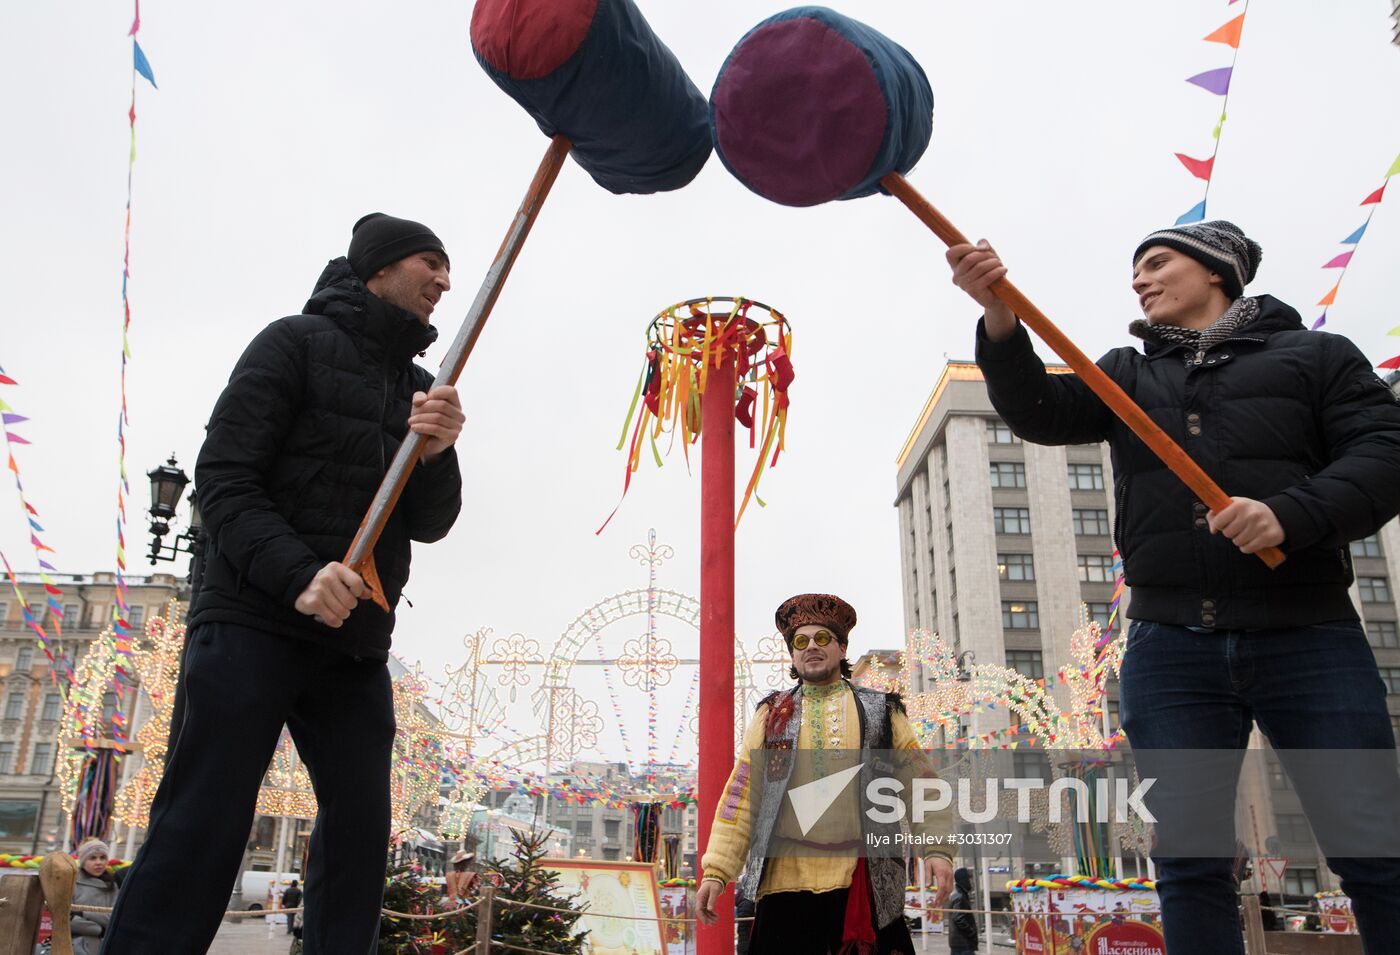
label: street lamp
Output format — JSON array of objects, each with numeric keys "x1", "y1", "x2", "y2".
[{"x1": 146, "y1": 455, "x2": 205, "y2": 591}]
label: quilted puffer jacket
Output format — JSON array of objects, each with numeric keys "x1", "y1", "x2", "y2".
[
  {"x1": 976, "y1": 295, "x2": 1400, "y2": 629},
  {"x1": 189, "y1": 257, "x2": 462, "y2": 658}
]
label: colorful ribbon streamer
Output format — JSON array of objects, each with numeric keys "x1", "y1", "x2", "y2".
[
  {"x1": 602, "y1": 297, "x2": 794, "y2": 532},
  {"x1": 1312, "y1": 152, "x2": 1400, "y2": 344},
  {"x1": 109, "y1": 1, "x2": 159, "y2": 732},
  {"x1": 1173, "y1": 2, "x2": 1250, "y2": 224},
  {"x1": 0, "y1": 367, "x2": 73, "y2": 681}
]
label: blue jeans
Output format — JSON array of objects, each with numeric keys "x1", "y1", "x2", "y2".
[{"x1": 1120, "y1": 619, "x2": 1400, "y2": 955}]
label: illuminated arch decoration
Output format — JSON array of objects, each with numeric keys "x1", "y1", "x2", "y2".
[{"x1": 112, "y1": 599, "x2": 185, "y2": 828}]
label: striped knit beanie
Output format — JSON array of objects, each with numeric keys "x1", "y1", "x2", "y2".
[{"x1": 1132, "y1": 220, "x2": 1262, "y2": 299}]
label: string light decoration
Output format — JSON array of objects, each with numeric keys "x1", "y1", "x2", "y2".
[
  {"x1": 390, "y1": 663, "x2": 451, "y2": 835},
  {"x1": 112, "y1": 598, "x2": 185, "y2": 828},
  {"x1": 57, "y1": 624, "x2": 129, "y2": 814},
  {"x1": 871, "y1": 605, "x2": 1150, "y2": 877},
  {"x1": 256, "y1": 731, "x2": 318, "y2": 821}
]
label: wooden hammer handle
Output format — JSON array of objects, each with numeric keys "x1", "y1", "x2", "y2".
[{"x1": 881, "y1": 171, "x2": 1285, "y2": 569}]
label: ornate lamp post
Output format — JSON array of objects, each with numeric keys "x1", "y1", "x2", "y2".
[{"x1": 145, "y1": 455, "x2": 204, "y2": 594}]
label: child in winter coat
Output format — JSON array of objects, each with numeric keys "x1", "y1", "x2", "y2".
[{"x1": 71, "y1": 839, "x2": 118, "y2": 955}]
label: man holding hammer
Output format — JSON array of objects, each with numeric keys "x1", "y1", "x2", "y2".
[
  {"x1": 102, "y1": 214, "x2": 465, "y2": 954},
  {"x1": 947, "y1": 221, "x2": 1400, "y2": 953}
]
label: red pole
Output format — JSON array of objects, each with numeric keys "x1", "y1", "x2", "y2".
[{"x1": 698, "y1": 341, "x2": 737, "y2": 955}]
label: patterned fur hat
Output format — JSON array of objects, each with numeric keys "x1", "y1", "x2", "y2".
[{"x1": 775, "y1": 593, "x2": 857, "y2": 645}]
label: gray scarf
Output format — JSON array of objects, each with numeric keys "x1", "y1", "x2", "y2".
[{"x1": 1129, "y1": 295, "x2": 1261, "y2": 365}]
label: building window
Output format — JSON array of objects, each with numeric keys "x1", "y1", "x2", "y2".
[
  {"x1": 30, "y1": 743, "x2": 53, "y2": 776},
  {"x1": 62, "y1": 603, "x2": 78, "y2": 621},
  {"x1": 3, "y1": 694, "x2": 24, "y2": 721},
  {"x1": 1351, "y1": 535, "x2": 1384, "y2": 558},
  {"x1": 1002, "y1": 601, "x2": 1040, "y2": 630},
  {"x1": 575, "y1": 819, "x2": 592, "y2": 838},
  {"x1": 1284, "y1": 868, "x2": 1319, "y2": 896},
  {"x1": 604, "y1": 819, "x2": 620, "y2": 841},
  {"x1": 1359, "y1": 577, "x2": 1392, "y2": 603},
  {"x1": 1267, "y1": 759, "x2": 1292, "y2": 791},
  {"x1": 997, "y1": 553, "x2": 1035, "y2": 582},
  {"x1": 1276, "y1": 813, "x2": 1312, "y2": 844},
  {"x1": 0, "y1": 742, "x2": 13, "y2": 774},
  {"x1": 1077, "y1": 554, "x2": 1116, "y2": 583},
  {"x1": 987, "y1": 420, "x2": 1020, "y2": 445},
  {"x1": 1005, "y1": 649, "x2": 1044, "y2": 679},
  {"x1": 989, "y1": 462, "x2": 1027, "y2": 488},
  {"x1": 1072, "y1": 508, "x2": 1111, "y2": 536},
  {"x1": 0, "y1": 601, "x2": 7, "y2": 625},
  {"x1": 1067, "y1": 464, "x2": 1105, "y2": 491},
  {"x1": 1367, "y1": 621, "x2": 1399, "y2": 649},
  {"x1": 1379, "y1": 668, "x2": 1400, "y2": 695},
  {"x1": 15, "y1": 646, "x2": 33, "y2": 673},
  {"x1": 603, "y1": 847, "x2": 620, "y2": 860},
  {"x1": 994, "y1": 507, "x2": 1032, "y2": 535},
  {"x1": 41, "y1": 693, "x2": 61, "y2": 723},
  {"x1": 129, "y1": 605, "x2": 145, "y2": 627},
  {"x1": 1012, "y1": 751, "x2": 1051, "y2": 781}
]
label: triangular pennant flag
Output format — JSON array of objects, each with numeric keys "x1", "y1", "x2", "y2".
[
  {"x1": 1311, "y1": 312, "x2": 1327, "y2": 330},
  {"x1": 1322, "y1": 251, "x2": 1354, "y2": 269},
  {"x1": 1185, "y1": 67, "x2": 1232, "y2": 95},
  {"x1": 1, "y1": 413, "x2": 27, "y2": 425},
  {"x1": 1176, "y1": 199, "x2": 1207, "y2": 224},
  {"x1": 1361, "y1": 183, "x2": 1386, "y2": 205},
  {"x1": 1388, "y1": 325, "x2": 1400, "y2": 336},
  {"x1": 129, "y1": 0, "x2": 141, "y2": 36},
  {"x1": 1377, "y1": 354, "x2": 1400, "y2": 371},
  {"x1": 1175, "y1": 153, "x2": 1215, "y2": 181},
  {"x1": 1388, "y1": 152, "x2": 1400, "y2": 180},
  {"x1": 5, "y1": 432, "x2": 30, "y2": 445},
  {"x1": 1341, "y1": 222, "x2": 1368, "y2": 244},
  {"x1": 0, "y1": 374, "x2": 16, "y2": 385},
  {"x1": 1318, "y1": 282, "x2": 1341, "y2": 307},
  {"x1": 133, "y1": 40, "x2": 158, "y2": 89},
  {"x1": 1204, "y1": 13, "x2": 1245, "y2": 48}
]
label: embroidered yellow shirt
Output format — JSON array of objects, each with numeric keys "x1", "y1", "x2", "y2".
[{"x1": 700, "y1": 682, "x2": 952, "y2": 900}]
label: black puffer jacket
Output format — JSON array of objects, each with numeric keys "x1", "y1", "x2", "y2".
[
  {"x1": 190, "y1": 257, "x2": 462, "y2": 658},
  {"x1": 976, "y1": 295, "x2": 1400, "y2": 630}
]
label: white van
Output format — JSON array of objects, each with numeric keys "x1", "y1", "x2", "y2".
[{"x1": 236, "y1": 870, "x2": 300, "y2": 911}]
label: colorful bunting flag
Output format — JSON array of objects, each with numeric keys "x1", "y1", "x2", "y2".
[
  {"x1": 1185, "y1": 67, "x2": 1233, "y2": 95},
  {"x1": 1171, "y1": 4, "x2": 1249, "y2": 224},
  {"x1": 1309, "y1": 152, "x2": 1397, "y2": 332},
  {"x1": 1174, "y1": 153, "x2": 1215, "y2": 181},
  {"x1": 0, "y1": 366, "x2": 72, "y2": 679},
  {"x1": 1203, "y1": 14, "x2": 1245, "y2": 48}
]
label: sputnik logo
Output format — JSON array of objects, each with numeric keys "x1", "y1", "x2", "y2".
[{"x1": 786, "y1": 762, "x2": 865, "y2": 836}]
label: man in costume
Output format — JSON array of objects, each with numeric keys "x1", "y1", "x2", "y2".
[
  {"x1": 947, "y1": 221, "x2": 1400, "y2": 953},
  {"x1": 696, "y1": 593, "x2": 955, "y2": 953},
  {"x1": 103, "y1": 213, "x2": 465, "y2": 954}
]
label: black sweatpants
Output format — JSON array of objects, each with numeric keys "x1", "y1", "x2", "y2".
[{"x1": 101, "y1": 621, "x2": 396, "y2": 955}]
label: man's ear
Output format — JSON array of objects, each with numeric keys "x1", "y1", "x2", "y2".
[{"x1": 1206, "y1": 270, "x2": 1224, "y2": 288}]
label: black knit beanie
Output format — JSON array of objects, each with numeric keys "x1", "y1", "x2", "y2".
[
  {"x1": 1132, "y1": 220, "x2": 1262, "y2": 299},
  {"x1": 347, "y1": 213, "x2": 449, "y2": 281}
]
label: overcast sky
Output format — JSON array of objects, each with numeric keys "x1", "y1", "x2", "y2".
[{"x1": 3, "y1": 1, "x2": 1397, "y2": 769}]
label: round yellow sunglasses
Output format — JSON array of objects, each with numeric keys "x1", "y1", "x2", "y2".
[{"x1": 791, "y1": 629, "x2": 842, "y2": 650}]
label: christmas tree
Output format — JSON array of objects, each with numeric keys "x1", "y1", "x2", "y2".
[
  {"x1": 472, "y1": 828, "x2": 589, "y2": 954},
  {"x1": 377, "y1": 855, "x2": 450, "y2": 954}
]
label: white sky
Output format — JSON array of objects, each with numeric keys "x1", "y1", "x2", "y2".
[{"x1": 2, "y1": 1, "x2": 1398, "y2": 769}]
